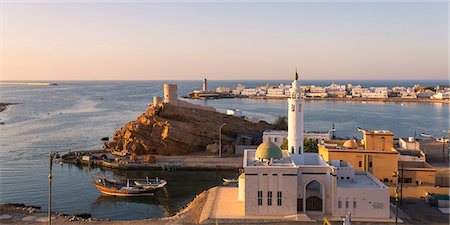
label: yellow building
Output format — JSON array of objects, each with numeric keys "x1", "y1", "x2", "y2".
[
  {"x1": 318, "y1": 138, "x2": 399, "y2": 184},
  {"x1": 318, "y1": 129, "x2": 448, "y2": 198}
]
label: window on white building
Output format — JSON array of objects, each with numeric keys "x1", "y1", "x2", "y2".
[
  {"x1": 258, "y1": 191, "x2": 263, "y2": 206},
  {"x1": 298, "y1": 104, "x2": 302, "y2": 112},
  {"x1": 345, "y1": 200, "x2": 349, "y2": 208},
  {"x1": 267, "y1": 191, "x2": 272, "y2": 206},
  {"x1": 291, "y1": 104, "x2": 295, "y2": 112},
  {"x1": 291, "y1": 146, "x2": 294, "y2": 154},
  {"x1": 353, "y1": 200, "x2": 357, "y2": 208},
  {"x1": 277, "y1": 192, "x2": 282, "y2": 206},
  {"x1": 274, "y1": 137, "x2": 278, "y2": 142},
  {"x1": 338, "y1": 200, "x2": 342, "y2": 208}
]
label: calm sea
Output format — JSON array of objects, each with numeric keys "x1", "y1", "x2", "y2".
[{"x1": 0, "y1": 80, "x2": 448, "y2": 220}]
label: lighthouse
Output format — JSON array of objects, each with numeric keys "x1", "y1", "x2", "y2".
[{"x1": 287, "y1": 68, "x2": 304, "y2": 154}]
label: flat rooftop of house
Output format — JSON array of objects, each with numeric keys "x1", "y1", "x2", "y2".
[
  {"x1": 304, "y1": 130, "x2": 329, "y2": 134},
  {"x1": 399, "y1": 137, "x2": 418, "y2": 143},
  {"x1": 320, "y1": 140, "x2": 364, "y2": 150},
  {"x1": 291, "y1": 153, "x2": 329, "y2": 166},
  {"x1": 398, "y1": 161, "x2": 434, "y2": 169},
  {"x1": 263, "y1": 130, "x2": 288, "y2": 134},
  {"x1": 396, "y1": 149, "x2": 422, "y2": 157},
  {"x1": 337, "y1": 172, "x2": 386, "y2": 188},
  {"x1": 362, "y1": 129, "x2": 394, "y2": 135},
  {"x1": 244, "y1": 150, "x2": 295, "y2": 168}
]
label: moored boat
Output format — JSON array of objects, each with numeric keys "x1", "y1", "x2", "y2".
[
  {"x1": 89, "y1": 176, "x2": 166, "y2": 197},
  {"x1": 134, "y1": 177, "x2": 167, "y2": 189}
]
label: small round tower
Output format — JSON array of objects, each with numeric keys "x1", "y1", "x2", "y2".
[{"x1": 164, "y1": 83, "x2": 178, "y2": 106}]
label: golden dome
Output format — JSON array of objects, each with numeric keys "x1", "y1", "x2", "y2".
[{"x1": 343, "y1": 140, "x2": 358, "y2": 149}]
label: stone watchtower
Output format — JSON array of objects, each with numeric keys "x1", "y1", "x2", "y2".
[{"x1": 164, "y1": 83, "x2": 178, "y2": 106}]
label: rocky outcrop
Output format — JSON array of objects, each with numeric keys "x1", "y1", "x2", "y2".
[{"x1": 104, "y1": 102, "x2": 271, "y2": 155}]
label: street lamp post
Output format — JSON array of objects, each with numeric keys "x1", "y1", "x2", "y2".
[
  {"x1": 392, "y1": 171, "x2": 400, "y2": 225},
  {"x1": 48, "y1": 152, "x2": 56, "y2": 225},
  {"x1": 219, "y1": 123, "x2": 226, "y2": 157}
]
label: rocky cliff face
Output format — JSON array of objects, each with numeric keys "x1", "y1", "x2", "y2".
[{"x1": 104, "y1": 102, "x2": 272, "y2": 155}]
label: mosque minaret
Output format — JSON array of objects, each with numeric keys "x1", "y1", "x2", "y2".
[{"x1": 287, "y1": 68, "x2": 304, "y2": 154}]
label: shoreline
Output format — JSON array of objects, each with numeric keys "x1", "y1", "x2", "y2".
[
  {"x1": 186, "y1": 95, "x2": 450, "y2": 104},
  {"x1": 61, "y1": 150, "x2": 242, "y2": 171}
]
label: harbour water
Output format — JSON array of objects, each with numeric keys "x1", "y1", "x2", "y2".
[{"x1": 0, "y1": 80, "x2": 448, "y2": 220}]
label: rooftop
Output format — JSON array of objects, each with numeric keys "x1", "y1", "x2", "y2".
[
  {"x1": 291, "y1": 153, "x2": 329, "y2": 166},
  {"x1": 362, "y1": 129, "x2": 394, "y2": 135},
  {"x1": 337, "y1": 171, "x2": 386, "y2": 189},
  {"x1": 244, "y1": 150, "x2": 295, "y2": 168},
  {"x1": 398, "y1": 161, "x2": 434, "y2": 169},
  {"x1": 396, "y1": 149, "x2": 423, "y2": 157}
]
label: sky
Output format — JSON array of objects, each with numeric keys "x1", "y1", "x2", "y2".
[{"x1": 0, "y1": 1, "x2": 448, "y2": 81}]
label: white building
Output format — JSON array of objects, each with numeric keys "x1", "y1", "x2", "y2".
[
  {"x1": 431, "y1": 92, "x2": 450, "y2": 100},
  {"x1": 239, "y1": 71, "x2": 390, "y2": 219},
  {"x1": 361, "y1": 89, "x2": 388, "y2": 99},
  {"x1": 241, "y1": 88, "x2": 257, "y2": 96},
  {"x1": 263, "y1": 130, "x2": 332, "y2": 147},
  {"x1": 216, "y1": 86, "x2": 231, "y2": 93},
  {"x1": 417, "y1": 90, "x2": 435, "y2": 98},
  {"x1": 267, "y1": 84, "x2": 288, "y2": 97}
]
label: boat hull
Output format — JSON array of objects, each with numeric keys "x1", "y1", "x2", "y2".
[{"x1": 92, "y1": 182, "x2": 158, "y2": 197}]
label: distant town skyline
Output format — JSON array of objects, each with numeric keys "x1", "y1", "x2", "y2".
[{"x1": 1, "y1": 2, "x2": 448, "y2": 81}]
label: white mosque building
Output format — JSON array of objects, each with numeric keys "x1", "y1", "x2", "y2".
[{"x1": 238, "y1": 70, "x2": 391, "y2": 219}]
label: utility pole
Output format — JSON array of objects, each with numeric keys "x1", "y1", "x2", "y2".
[
  {"x1": 400, "y1": 165, "x2": 404, "y2": 207},
  {"x1": 393, "y1": 171, "x2": 399, "y2": 225},
  {"x1": 219, "y1": 123, "x2": 226, "y2": 157},
  {"x1": 48, "y1": 152, "x2": 54, "y2": 225}
]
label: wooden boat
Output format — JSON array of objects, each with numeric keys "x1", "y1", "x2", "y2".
[
  {"x1": 134, "y1": 177, "x2": 167, "y2": 189},
  {"x1": 222, "y1": 178, "x2": 238, "y2": 183},
  {"x1": 90, "y1": 176, "x2": 166, "y2": 197}
]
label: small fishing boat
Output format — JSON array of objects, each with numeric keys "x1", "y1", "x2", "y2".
[
  {"x1": 134, "y1": 177, "x2": 167, "y2": 189},
  {"x1": 222, "y1": 178, "x2": 238, "y2": 183},
  {"x1": 89, "y1": 175, "x2": 166, "y2": 197}
]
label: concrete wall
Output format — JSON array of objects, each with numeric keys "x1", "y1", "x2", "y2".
[
  {"x1": 402, "y1": 168, "x2": 436, "y2": 186},
  {"x1": 336, "y1": 186, "x2": 390, "y2": 218},
  {"x1": 244, "y1": 167, "x2": 298, "y2": 216},
  {"x1": 363, "y1": 132, "x2": 394, "y2": 151}
]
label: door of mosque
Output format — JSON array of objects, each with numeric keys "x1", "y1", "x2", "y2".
[
  {"x1": 306, "y1": 196, "x2": 322, "y2": 211},
  {"x1": 297, "y1": 198, "x2": 303, "y2": 212}
]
